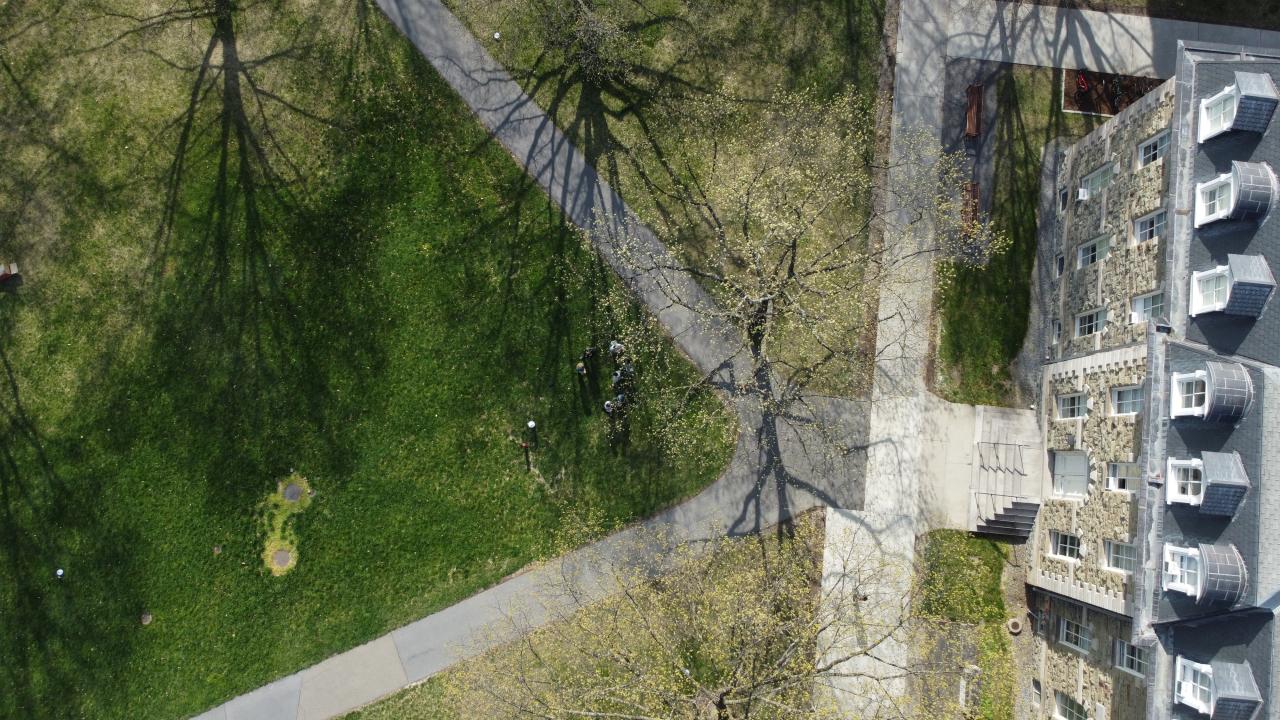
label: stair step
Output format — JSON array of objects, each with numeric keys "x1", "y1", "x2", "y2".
[
  {"x1": 975, "y1": 525, "x2": 1032, "y2": 539},
  {"x1": 982, "y1": 518, "x2": 1036, "y2": 531}
]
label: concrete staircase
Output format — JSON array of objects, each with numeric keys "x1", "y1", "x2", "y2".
[
  {"x1": 974, "y1": 496, "x2": 1040, "y2": 539},
  {"x1": 967, "y1": 408, "x2": 1043, "y2": 541}
]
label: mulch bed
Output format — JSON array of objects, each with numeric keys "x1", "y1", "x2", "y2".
[{"x1": 1062, "y1": 69, "x2": 1165, "y2": 116}]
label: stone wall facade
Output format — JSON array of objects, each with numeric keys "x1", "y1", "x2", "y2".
[
  {"x1": 1022, "y1": 80, "x2": 1176, "y2": 720},
  {"x1": 1048, "y1": 80, "x2": 1175, "y2": 363},
  {"x1": 1031, "y1": 349, "x2": 1146, "y2": 611},
  {"x1": 1025, "y1": 591, "x2": 1147, "y2": 720}
]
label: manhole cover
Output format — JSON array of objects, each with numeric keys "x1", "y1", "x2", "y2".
[
  {"x1": 272, "y1": 549, "x2": 292, "y2": 568},
  {"x1": 283, "y1": 483, "x2": 303, "y2": 502}
]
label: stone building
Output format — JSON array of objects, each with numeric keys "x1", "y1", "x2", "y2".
[{"x1": 1021, "y1": 41, "x2": 1280, "y2": 720}]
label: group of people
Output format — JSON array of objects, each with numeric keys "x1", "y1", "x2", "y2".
[{"x1": 576, "y1": 340, "x2": 636, "y2": 415}]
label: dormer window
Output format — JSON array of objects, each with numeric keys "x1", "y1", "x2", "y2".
[
  {"x1": 1175, "y1": 657, "x2": 1214, "y2": 714},
  {"x1": 1171, "y1": 361, "x2": 1255, "y2": 424},
  {"x1": 1200, "y1": 85, "x2": 1238, "y2": 142},
  {"x1": 1190, "y1": 267, "x2": 1230, "y2": 315},
  {"x1": 1198, "y1": 72, "x2": 1279, "y2": 143},
  {"x1": 1171, "y1": 371, "x2": 1208, "y2": 417},
  {"x1": 1190, "y1": 256, "x2": 1277, "y2": 317},
  {"x1": 1163, "y1": 545, "x2": 1202, "y2": 597},
  {"x1": 1166, "y1": 458, "x2": 1205, "y2": 504},
  {"x1": 1195, "y1": 174, "x2": 1234, "y2": 226}
]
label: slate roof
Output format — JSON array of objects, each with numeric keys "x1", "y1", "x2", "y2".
[{"x1": 1147, "y1": 40, "x2": 1280, "y2": 720}]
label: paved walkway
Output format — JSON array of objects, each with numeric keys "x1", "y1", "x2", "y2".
[
  {"x1": 192, "y1": 1, "x2": 866, "y2": 719},
  {"x1": 951, "y1": 0, "x2": 1280, "y2": 77}
]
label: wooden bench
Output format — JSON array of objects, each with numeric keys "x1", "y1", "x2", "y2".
[
  {"x1": 964, "y1": 181, "x2": 980, "y2": 226},
  {"x1": 965, "y1": 84, "x2": 983, "y2": 138}
]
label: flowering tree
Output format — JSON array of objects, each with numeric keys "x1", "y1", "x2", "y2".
[
  {"x1": 607, "y1": 89, "x2": 1006, "y2": 403},
  {"x1": 436, "y1": 516, "x2": 987, "y2": 720}
]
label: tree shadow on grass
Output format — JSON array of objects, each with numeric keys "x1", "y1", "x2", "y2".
[
  {"x1": 99, "y1": 0, "x2": 388, "y2": 511},
  {"x1": 0, "y1": 313, "x2": 141, "y2": 720}
]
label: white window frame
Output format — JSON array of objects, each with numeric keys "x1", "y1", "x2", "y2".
[
  {"x1": 1106, "y1": 462, "x2": 1139, "y2": 492},
  {"x1": 1166, "y1": 458, "x2": 1206, "y2": 505},
  {"x1": 1057, "y1": 393, "x2": 1087, "y2": 420},
  {"x1": 1055, "y1": 691, "x2": 1090, "y2": 720},
  {"x1": 1076, "y1": 308, "x2": 1106, "y2": 338},
  {"x1": 1104, "y1": 539, "x2": 1137, "y2": 574},
  {"x1": 1131, "y1": 290, "x2": 1165, "y2": 324},
  {"x1": 1080, "y1": 164, "x2": 1115, "y2": 200},
  {"x1": 1077, "y1": 237, "x2": 1108, "y2": 268},
  {"x1": 1056, "y1": 254, "x2": 1066, "y2": 277},
  {"x1": 1050, "y1": 530, "x2": 1082, "y2": 561},
  {"x1": 1133, "y1": 210, "x2": 1167, "y2": 243},
  {"x1": 1170, "y1": 371, "x2": 1209, "y2": 417},
  {"x1": 1138, "y1": 131, "x2": 1170, "y2": 168},
  {"x1": 1111, "y1": 386, "x2": 1143, "y2": 416},
  {"x1": 1190, "y1": 266, "x2": 1231, "y2": 316},
  {"x1": 1175, "y1": 656, "x2": 1214, "y2": 714},
  {"x1": 1194, "y1": 173, "x2": 1235, "y2": 227},
  {"x1": 1033, "y1": 679, "x2": 1043, "y2": 707},
  {"x1": 1199, "y1": 85, "x2": 1239, "y2": 143},
  {"x1": 1113, "y1": 638, "x2": 1148, "y2": 678},
  {"x1": 1057, "y1": 615, "x2": 1091, "y2": 654},
  {"x1": 1163, "y1": 545, "x2": 1202, "y2": 597},
  {"x1": 1051, "y1": 319, "x2": 1062, "y2": 345}
]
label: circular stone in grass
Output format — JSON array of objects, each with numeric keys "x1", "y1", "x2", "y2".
[
  {"x1": 272, "y1": 549, "x2": 292, "y2": 569},
  {"x1": 283, "y1": 483, "x2": 303, "y2": 502}
]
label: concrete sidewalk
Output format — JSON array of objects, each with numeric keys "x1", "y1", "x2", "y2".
[{"x1": 950, "y1": 0, "x2": 1280, "y2": 78}]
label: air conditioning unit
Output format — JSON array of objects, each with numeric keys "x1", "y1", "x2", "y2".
[{"x1": 1078, "y1": 187, "x2": 1091, "y2": 201}]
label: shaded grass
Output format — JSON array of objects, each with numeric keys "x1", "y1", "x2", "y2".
[
  {"x1": 918, "y1": 530, "x2": 1015, "y2": 720},
  {"x1": 936, "y1": 66, "x2": 1100, "y2": 405},
  {"x1": 0, "y1": 6, "x2": 732, "y2": 719}
]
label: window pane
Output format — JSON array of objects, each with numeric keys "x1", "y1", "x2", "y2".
[
  {"x1": 1137, "y1": 211, "x2": 1166, "y2": 241},
  {"x1": 1113, "y1": 387, "x2": 1142, "y2": 414},
  {"x1": 1207, "y1": 94, "x2": 1234, "y2": 132},
  {"x1": 1140, "y1": 133, "x2": 1169, "y2": 166},
  {"x1": 1107, "y1": 462, "x2": 1139, "y2": 490},
  {"x1": 1176, "y1": 466, "x2": 1203, "y2": 496},
  {"x1": 1106, "y1": 540, "x2": 1136, "y2": 572},
  {"x1": 1204, "y1": 182, "x2": 1230, "y2": 216},
  {"x1": 1180, "y1": 379, "x2": 1206, "y2": 408}
]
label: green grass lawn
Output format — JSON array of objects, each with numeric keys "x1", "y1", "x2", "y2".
[
  {"x1": 936, "y1": 66, "x2": 1101, "y2": 405},
  {"x1": 917, "y1": 530, "x2": 1016, "y2": 720},
  {"x1": 0, "y1": 4, "x2": 732, "y2": 719}
]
